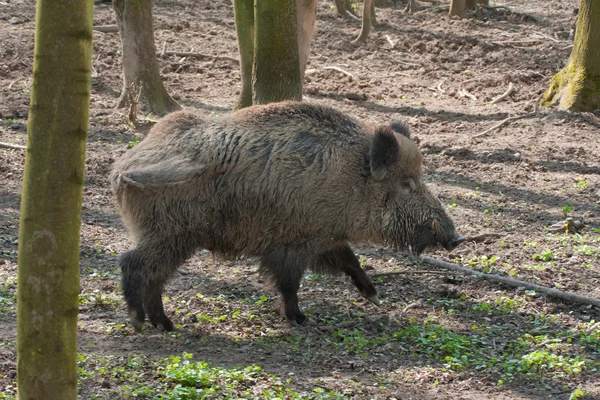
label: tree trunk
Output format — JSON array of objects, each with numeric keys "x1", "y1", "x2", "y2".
[
  {"x1": 353, "y1": 0, "x2": 374, "y2": 44},
  {"x1": 17, "y1": 0, "x2": 93, "y2": 398},
  {"x1": 233, "y1": 0, "x2": 254, "y2": 110},
  {"x1": 252, "y1": 0, "x2": 302, "y2": 104},
  {"x1": 449, "y1": 0, "x2": 466, "y2": 17},
  {"x1": 541, "y1": 0, "x2": 600, "y2": 111},
  {"x1": 113, "y1": 0, "x2": 180, "y2": 115},
  {"x1": 465, "y1": 0, "x2": 477, "y2": 10}
]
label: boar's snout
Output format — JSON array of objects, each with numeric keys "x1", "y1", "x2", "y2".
[
  {"x1": 413, "y1": 216, "x2": 463, "y2": 255},
  {"x1": 443, "y1": 236, "x2": 464, "y2": 252}
]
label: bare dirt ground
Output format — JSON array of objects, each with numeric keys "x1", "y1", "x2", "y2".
[{"x1": 1, "y1": 0, "x2": 600, "y2": 398}]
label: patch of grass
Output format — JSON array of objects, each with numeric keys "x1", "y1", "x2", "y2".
[
  {"x1": 574, "y1": 178, "x2": 589, "y2": 190},
  {"x1": 326, "y1": 328, "x2": 389, "y2": 357},
  {"x1": 78, "y1": 353, "x2": 345, "y2": 399},
  {"x1": 532, "y1": 248, "x2": 554, "y2": 262},
  {"x1": 79, "y1": 291, "x2": 121, "y2": 309},
  {"x1": 392, "y1": 320, "x2": 598, "y2": 381}
]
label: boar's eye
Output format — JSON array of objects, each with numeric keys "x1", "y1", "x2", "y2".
[{"x1": 399, "y1": 179, "x2": 414, "y2": 195}]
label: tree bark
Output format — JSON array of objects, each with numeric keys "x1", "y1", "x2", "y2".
[
  {"x1": 113, "y1": 0, "x2": 180, "y2": 115},
  {"x1": 449, "y1": 0, "x2": 466, "y2": 17},
  {"x1": 252, "y1": 0, "x2": 302, "y2": 104},
  {"x1": 233, "y1": 0, "x2": 254, "y2": 110},
  {"x1": 353, "y1": 0, "x2": 374, "y2": 44},
  {"x1": 541, "y1": 0, "x2": 600, "y2": 111},
  {"x1": 465, "y1": 0, "x2": 476, "y2": 10},
  {"x1": 17, "y1": 0, "x2": 93, "y2": 398}
]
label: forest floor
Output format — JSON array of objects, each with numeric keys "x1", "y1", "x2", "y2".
[{"x1": 1, "y1": 0, "x2": 600, "y2": 398}]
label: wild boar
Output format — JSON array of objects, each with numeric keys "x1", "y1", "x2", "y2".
[{"x1": 110, "y1": 101, "x2": 463, "y2": 331}]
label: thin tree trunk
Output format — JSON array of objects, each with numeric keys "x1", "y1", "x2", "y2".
[
  {"x1": 233, "y1": 0, "x2": 254, "y2": 110},
  {"x1": 449, "y1": 0, "x2": 466, "y2": 17},
  {"x1": 541, "y1": 0, "x2": 600, "y2": 111},
  {"x1": 113, "y1": 0, "x2": 180, "y2": 115},
  {"x1": 353, "y1": 0, "x2": 374, "y2": 44},
  {"x1": 252, "y1": 0, "x2": 302, "y2": 104},
  {"x1": 17, "y1": 0, "x2": 93, "y2": 398},
  {"x1": 297, "y1": 0, "x2": 318, "y2": 80}
]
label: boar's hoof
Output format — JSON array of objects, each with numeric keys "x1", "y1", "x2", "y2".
[
  {"x1": 366, "y1": 294, "x2": 381, "y2": 306},
  {"x1": 129, "y1": 308, "x2": 145, "y2": 333},
  {"x1": 149, "y1": 315, "x2": 175, "y2": 332}
]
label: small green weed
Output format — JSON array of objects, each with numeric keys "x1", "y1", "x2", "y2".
[{"x1": 533, "y1": 249, "x2": 554, "y2": 262}]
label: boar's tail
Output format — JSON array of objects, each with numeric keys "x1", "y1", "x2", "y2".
[{"x1": 111, "y1": 163, "x2": 208, "y2": 191}]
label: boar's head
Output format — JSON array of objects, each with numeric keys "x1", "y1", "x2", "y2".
[{"x1": 369, "y1": 121, "x2": 463, "y2": 255}]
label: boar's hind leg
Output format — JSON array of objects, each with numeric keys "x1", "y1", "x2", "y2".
[
  {"x1": 121, "y1": 239, "x2": 196, "y2": 332},
  {"x1": 261, "y1": 248, "x2": 308, "y2": 325},
  {"x1": 119, "y1": 250, "x2": 146, "y2": 332},
  {"x1": 317, "y1": 245, "x2": 380, "y2": 306}
]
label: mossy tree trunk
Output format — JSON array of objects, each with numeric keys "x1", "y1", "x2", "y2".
[
  {"x1": 252, "y1": 0, "x2": 302, "y2": 104},
  {"x1": 113, "y1": 0, "x2": 181, "y2": 115},
  {"x1": 233, "y1": 0, "x2": 254, "y2": 110},
  {"x1": 541, "y1": 0, "x2": 600, "y2": 111},
  {"x1": 449, "y1": 0, "x2": 465, "y2": 17},
  {"x1": 17, "y1": 0, "x2": 93, "y2": 398}
]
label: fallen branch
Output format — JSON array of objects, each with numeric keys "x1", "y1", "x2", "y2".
[
  {"x1": 324, "y1": 66, "x2": 354, "y2": 79},
  {"x1": 420, "y1": 256, "x2": 600, "y2": 308},
  {"x1": 370, "y1": 270, "x2": 449, "y2": 278},
  {"x1": 464, "y1": 232, "x2": 503, "y2": 243},
  {"x1": 93, "y1": 25, "x2": 119, "y2": 33},
  {"x1": 163, "y1": 51, "x2": 239, "y2": 65},
  {"x1": 490, "y1": 82, "x2": 515, "y2": 104},
  {"x1": 0, "y1": 142, "x2": 26, "y2": 150}
]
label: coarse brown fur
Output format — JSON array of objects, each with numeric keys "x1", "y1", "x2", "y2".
[{"x1": 110, "y1": 101, "x2": 462, "y2": 331}]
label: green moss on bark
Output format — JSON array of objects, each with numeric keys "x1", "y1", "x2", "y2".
[{"x1": 541, "y1": 0, "x2": 600, "y2": 111}]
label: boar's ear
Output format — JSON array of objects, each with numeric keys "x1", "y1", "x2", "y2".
[
  {"x1": 369, "y1": 125, "x2": 399, "y2": 180},
  {"x1": 389, "y1": 120, "x2": 410, "y2": 138}
]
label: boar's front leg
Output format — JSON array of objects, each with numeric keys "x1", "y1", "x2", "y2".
[
  {"x1": 317, "y1": 245, "x2": 380, "y2": 305},
  {"x1": 260, "y1": 246, "x2": 308, "y2": 325}
]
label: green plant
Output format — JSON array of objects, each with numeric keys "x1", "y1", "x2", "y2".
[
  {"x1": 533, "y1": 249, "x2": 554, "y2": 262},
  {"x1": 562, "y1": 205, "x2": 574, "y2": 218},
  {"x1": 574, "y1": 178, "x2": 589, "y2": 190}
]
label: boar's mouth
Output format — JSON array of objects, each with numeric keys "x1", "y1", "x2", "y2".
[{"x1": 411, "y1": 220, "x2": 464, "y2": 256}]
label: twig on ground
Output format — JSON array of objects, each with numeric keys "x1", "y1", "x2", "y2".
[
  {"x1": 473, "y1": 114, "x2": 530, "y2": 139},
  {"x1": 402, "y1": 299, "x2": 424, "y2": 313},
  {"x1": 537, "y1": 322, "x2": 600, "y2": 347},
  {"x1": 458, "y1": 88, "x2": 477, "y2": 101},
  {"x1": 420, "y1": 256, "x2": 600, "y2": 308},
  {"x1": 385, "y1": 35, "x2": 397, "y2": 49},
  {"x1": 531, "y1": 31, "x2": 560, "y2": 43},
  {"x1": 490, "y1": 82, "x2": 515, "y2": 104},
  {"x1": 0, "y1": 142, "x2": 26, "y2": 150},
  {"x1": 491, "y1": 39, "x2": 542, "y2": 46},
  {"x1": 161, "y1": 41, "x2": 167, "y2": 56},
  {"x1": 324, "y1": 66, "x2": 354, "y2": 79},
  {"x1": 93, "y1": 25, "x2": 119, "y2": 33},
  {"x1": 436, "y1": 80, "x2": 445, "y2": 94},
  {"x1": 163, "y1": 51, "x2": 239, "y2": 65},
  {"x1": 561, "y1": 44, "x2": 574, "y2": 50}
]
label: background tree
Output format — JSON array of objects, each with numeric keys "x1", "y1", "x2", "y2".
[
  {"x1": 16, "y1": 0, "x2": 93, "y2": 398},
  {"x1": 113, "y1": 0, "x2": 181, "y2": 115},
  {"x1": 541, "y1": 0, "x2": 600, "y2": 111},
  {"x1": 252, "y1": 0, "x2": 302, "y2": 104},
  {"x1": 449, "y1": 0, "x2": 466, "y2": 17}
]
